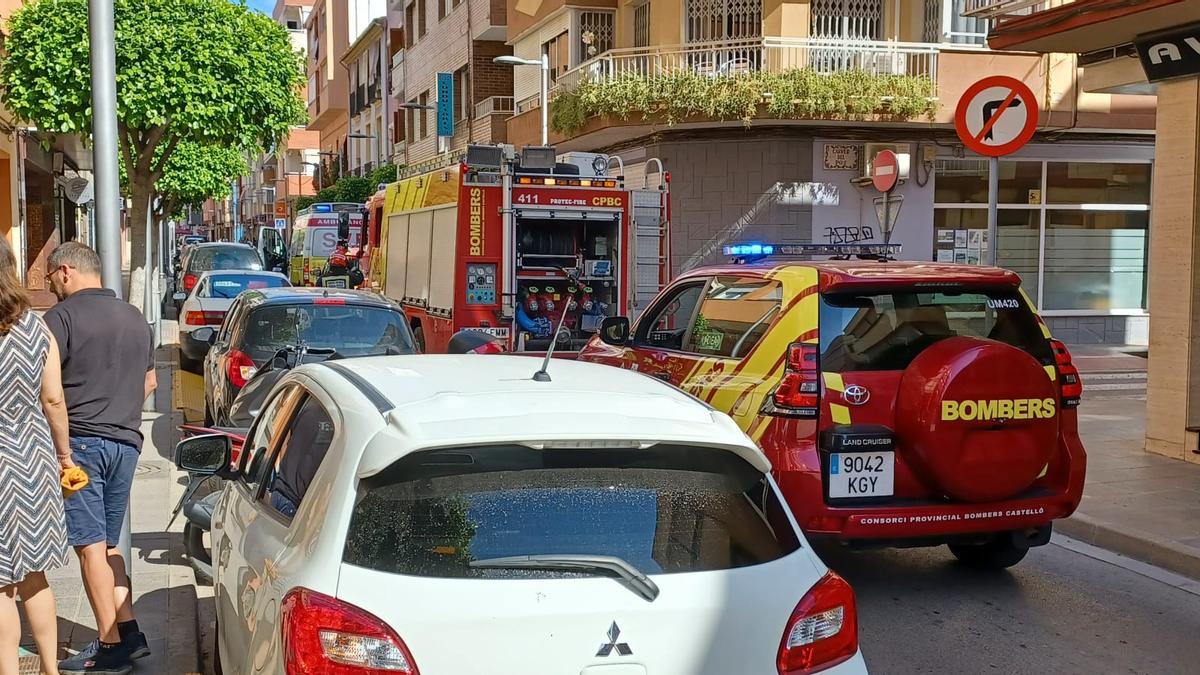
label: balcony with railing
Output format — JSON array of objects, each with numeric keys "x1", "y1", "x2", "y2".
[
  {"x1": 473, "y1": 96, "x2": 514, "y2": 144},
  {"x1": 507, "y1": 35, "x2": 1054, "y2": 149}
]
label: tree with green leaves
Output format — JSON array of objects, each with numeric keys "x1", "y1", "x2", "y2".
[
  {"x1": 295, "y1": 163, "x2": 401, "y2": 212},
  {"x1": 155, "y1": 141, "x2": 248, "y2": 220},
  {"x1": 0, "y1": 0, "x2": 306, "y2": 310}
]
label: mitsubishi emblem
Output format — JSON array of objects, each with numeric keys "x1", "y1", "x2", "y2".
[
  {"x1": 843, "y1": 384, "x2": 870, "y2": 406},
  {"x1": 596, "y1": 622, "x2": 633, "y2": 657}
]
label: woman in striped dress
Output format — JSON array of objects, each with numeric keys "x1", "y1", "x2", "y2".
[{"x1": 0, "y1": 237, "x2": 71, "y2": 675}]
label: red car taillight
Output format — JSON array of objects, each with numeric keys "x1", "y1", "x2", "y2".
[
  {"x1": 227, "y1": 349, "x2": 257, "y2": 389},
  {"x1": 282, "y1": 588, "x2": 419, "y2": 675},
  {"x1": 184, "y1": 311, "x2": 225, "y2": 326},
  {"x1": 183, "y1": 274, "x2": 198, "y2": 292},
  {"x1": 764, "y1": 343, "x2": 820, "y2": 418},
  {"x1": 777, "y1": 572, "x2": 858, "y2": 675},
  {"x1": 1049, "y1": 339, "x2": 1083, "y2": 406}
]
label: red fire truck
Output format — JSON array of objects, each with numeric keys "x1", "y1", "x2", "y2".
[{"x1": 368, "y1": 144, "x2": 671, "y2": 353}]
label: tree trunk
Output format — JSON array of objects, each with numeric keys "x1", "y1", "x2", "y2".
[{"x1": 126, "y1": 177, "x2": 154, "y2": 316}]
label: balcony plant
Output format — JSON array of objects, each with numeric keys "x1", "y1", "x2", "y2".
[{"x1": 551, "y1": 69, "x2": 936, "y2": 134}]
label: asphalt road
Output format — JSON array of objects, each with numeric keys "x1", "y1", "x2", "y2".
[{"x1": 816, "y1": 536, "x2": 1200, "y2": 675}]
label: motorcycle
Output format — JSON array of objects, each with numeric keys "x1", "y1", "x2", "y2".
[{"x1": 314, "y1": 241, "x2": 365, "y2": 289}]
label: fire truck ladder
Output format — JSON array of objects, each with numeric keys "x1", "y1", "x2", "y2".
[{"x1": 629, "y1": 158, "x2": 670, "y2": 319}]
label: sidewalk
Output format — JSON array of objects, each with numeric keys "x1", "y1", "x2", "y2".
[
  {"x1": 1067, "y1": 392, "x2": 1200, "y2": 582},
  {"x1": 18, "y1": 329, "x2": 201, "y2": 673}
]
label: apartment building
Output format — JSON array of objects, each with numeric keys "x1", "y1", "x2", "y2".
[
  {"x1": 245, "y1": 0, "x2": 322, "y2": 226},
  {"x1": 391, "y1": 0, "x2": 515, "y2": 167},
  {"x1": 343, "y1": 10, "x2": 389, "y2": 175},
  {"x1": 502, "y1": 0, "x2": 1157, "y2": 344},
  {"x1": 307, "y1": 0, "x2": 352, "y2": 174}
]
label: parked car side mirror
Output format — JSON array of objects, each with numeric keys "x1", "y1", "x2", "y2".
[
  {"x1": 192, "y1": 326, "x2": 217, "y2": 345},
  {"x1": 174, "y1": 434, "x2": 234, "y2": 477},
  {"x1": 599, "y1": 317, "x2": 631, "y2": 346}
]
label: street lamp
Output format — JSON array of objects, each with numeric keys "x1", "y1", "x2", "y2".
[{"x1": 494, "y1": 54, "x2": 550, "y2": 146}]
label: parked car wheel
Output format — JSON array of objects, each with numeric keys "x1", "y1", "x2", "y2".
[{"x1": 179, "y1": 349, "x2": 203, "y2": 375}]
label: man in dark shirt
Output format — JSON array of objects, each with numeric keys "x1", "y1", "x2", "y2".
[{"x1": 44, "y1": 242, "x2": 154, "y2": 675}]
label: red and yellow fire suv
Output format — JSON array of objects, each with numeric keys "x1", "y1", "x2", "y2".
[
  {"x1": 580, "y1": 243, "x2": 1087, "y2": 569},
  {"x1": 367, "y1": 145, "x2": 671, "y2": 353}
]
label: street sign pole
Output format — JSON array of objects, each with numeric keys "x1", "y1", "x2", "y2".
[{"x1": 987, "y1": 155, "x2": 999, "y2": 266}]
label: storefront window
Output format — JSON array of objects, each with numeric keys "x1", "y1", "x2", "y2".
[
  {"x1": 1042, "y1": 210, "x2": 1149, "y2": 311},
  {"x1": 934, "y1": 159, "x2": 1042, "y2": 204},
  {"x1": 1046, "y1": 162, "x2": 1151, "y2": 205},
  {"x1": 934, "y1": 209, "x2": 1040, "y2": 300},
  {"x1": 933, "y1": 158, "x2": 1151, "y2": 313}
]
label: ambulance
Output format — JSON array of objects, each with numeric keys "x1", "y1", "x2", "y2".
[
  {"x1": 580, "y1": 243, "x2": 1087, "y2": 569},
  {"x1": 368, "y1": 144, "x2": 670, "y2": 353},
  {"x1": 288, "y1": 202, "x2": 366, "y2": 285}
]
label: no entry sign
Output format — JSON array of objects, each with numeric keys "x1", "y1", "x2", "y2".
[
  {"x1": 871, "y1": 150, "x2": 899, "y2": 193},
  {"x1": 954, "y1": 75, "x2": 1038, "y2": 157}
]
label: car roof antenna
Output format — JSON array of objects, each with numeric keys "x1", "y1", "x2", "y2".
[{"x1": 532, "y1": 268, "x2": 578, "y2": 382}]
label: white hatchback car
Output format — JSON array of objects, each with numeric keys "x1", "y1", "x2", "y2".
[
  {"x1": 176, "y1": 355, "x2": 868, "y2": 675},
  {"x1": 175, "y1": 269, "x2": 290, "y2": 373}
]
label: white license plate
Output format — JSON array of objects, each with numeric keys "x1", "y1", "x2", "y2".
[{"x1": 828, "y1": 451, "x2": 895, "y2": 498}]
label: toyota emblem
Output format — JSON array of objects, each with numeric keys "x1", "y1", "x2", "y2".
[{"x1": 843, "y1": 385, "x2": 870, "y2": 406}]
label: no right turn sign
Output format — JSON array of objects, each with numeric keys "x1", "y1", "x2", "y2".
[{"x1": 954, "y1": 75, "x2": 1038, "y2": 157}]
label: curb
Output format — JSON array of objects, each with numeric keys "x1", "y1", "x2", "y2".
[{"x1": 1056, "y1": 513, "x2": 1200, "y2": 581}]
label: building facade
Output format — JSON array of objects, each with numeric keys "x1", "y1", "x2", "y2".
[
  {"x1": 500, "y1": 0, "x2": 1156, "y2": 344},
  {"x1": 0, "y1": 0, "x2": 92, "y2": 301},
  {"x1": 307, "y1": 0, "x2": 354, "y2": 176},
  {"x1": 390, "y1": 0, "x2": 515, "y2": 168},
  {"x1": 984, "y1": 0, "x2": 1199, "y2": 460},
  {"x1": 343, "y1": 12, "x2": 390, "y2": 175}
]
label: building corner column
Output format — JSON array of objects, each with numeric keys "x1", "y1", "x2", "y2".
[{"x1": 1145, "y1": 76, "x2": 1200, "y2": 464}]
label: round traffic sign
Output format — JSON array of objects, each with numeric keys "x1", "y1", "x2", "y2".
[
  {"x1": 954, "y1": 75, "x2": 1038, "y2": 157},
  {"x1": 871, "y1": 150, "x2": 899, "y2": 193}
]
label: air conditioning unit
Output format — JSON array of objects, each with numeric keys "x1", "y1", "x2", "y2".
[
  {"x1": 862, "y1": 143, "x2": 912, "y2": 182},
  {"x1": 866, "y1": 52, "x2": 908, "y2": 76}
]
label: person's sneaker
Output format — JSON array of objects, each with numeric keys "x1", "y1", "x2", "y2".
[
  {"x1": 123, "y1": 630, "x2": 151, "y2": 660},
  {"x1": 58, "y1": 640, "x2": 134, "y2": 675}
]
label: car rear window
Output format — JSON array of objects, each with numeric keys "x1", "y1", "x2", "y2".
[
  {"x1": 343, "y1": 445, "x2": 800, "y2": 579},
  {"x1": 189, "y1": 247, "x2": 262, "y2": 272},
  {"x1": 202, "y1": 274, "x2": 287, "y2": 299},
  {"x1": 819, "y1": 287, "x2": 1051, "y2": 372},
  {"x1": 240, "y1": 303, "x2": 415, "y2": 362}
]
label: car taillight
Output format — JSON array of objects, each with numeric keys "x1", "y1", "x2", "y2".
[
  {"x1": 764, "y1": 343, "x2": 819, "y2": 417},
  {"x1": 1049, "y1": 339, "x2": 1082, "y2": 406},
  {"x1": 183, "y1": 274, "x2": 198, "y2": 291},
  {"x1": 282, "y1": 588, "x2": 419, "y2": 675},
  {"x1": 314, "y1": 297, "x2": 346, "y2": 305},
  {"x1": 228, "y1": 349, "x2": 257, "y2": 389},
  {"x1": 777, "y1": 572, "x2": 858, "y2": 675},
  {"x1": 184, "y1": 311, "x2": 225, "y2": 326}
]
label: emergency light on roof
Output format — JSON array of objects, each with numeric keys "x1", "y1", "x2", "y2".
[
  {"x1": 723, "y1": 242, "x2": 903, "y2": 262},
  {"x1": 313, "y1": 204, "x2": 333, "y2": 213},
  {"x1": 516, "y1": 176, "x2": 619, "y2": 188}
]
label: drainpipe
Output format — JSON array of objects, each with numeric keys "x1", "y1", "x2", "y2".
[
  {"x1": 465, "y1": 0, "x2": 475, "y2": 143},
  {"x1": 14, "y1": 131, "x2": 27, "y2": 285}
]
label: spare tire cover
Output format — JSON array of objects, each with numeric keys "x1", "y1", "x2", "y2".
[{"x1": 895, "y1": 336, "x2": 1057, "y2": 503}]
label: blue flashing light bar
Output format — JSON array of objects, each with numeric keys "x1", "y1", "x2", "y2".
[
  {"x1": 722, "y1": 243, "x2": 903, "y2": 258},
  {"x1": 313, "y1": 203, "x2": 333, "y2": 213}
]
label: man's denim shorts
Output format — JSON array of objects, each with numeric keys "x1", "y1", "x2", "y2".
[{"x1": 64, "y1": 437, "x2": 139, "y2": 548}]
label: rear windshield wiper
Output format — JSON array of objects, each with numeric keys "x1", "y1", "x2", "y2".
[{"x1": 469, "y1": 554, "x2": 660, "y2": 602}]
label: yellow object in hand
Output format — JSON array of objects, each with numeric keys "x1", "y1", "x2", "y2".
[{"x1": 60, "y1": 466, "x2": 89, "y2": 497}]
